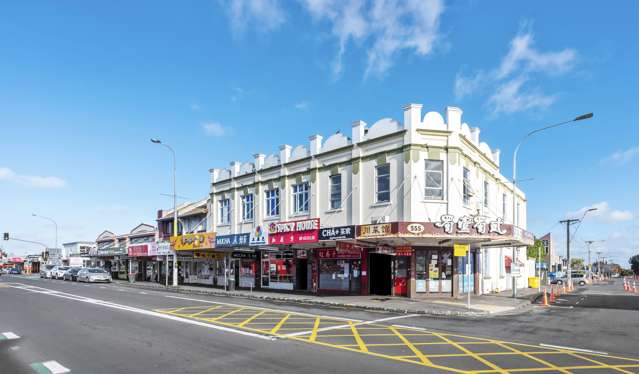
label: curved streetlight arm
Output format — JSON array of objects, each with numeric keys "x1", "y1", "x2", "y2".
[{"x1": 32, "y1": 214, "x2": 58, "y2": 249}]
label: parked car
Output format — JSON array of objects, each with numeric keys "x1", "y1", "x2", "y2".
[
  {"x1": 63, "y1": 267, "x2": 83, "y2": 281},
  {"x1": 8, "y1": 268, "x2": 21, "y2": 274},
  {"x1": 551, "y1": 272, "x2": 588, "y2": 286},
  {"x1": 40, "y1": 264, "x2": 57, "y2": 278},
  {"x1": 77, "y1": 268, "x2": 112, "y2": 283},
  {"x1": 52, "y1": 266, "x2": 71, "y2": 280}
]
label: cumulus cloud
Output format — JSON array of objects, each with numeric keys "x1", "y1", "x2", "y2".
[
  {"x1": 201, "y1": 122, "x2": 227, "y2": 136},
  {"x1": 567, "y1": 202, "x2": 635, "y2": 223},
  {"x1": 601, "y1": 146, "x2": 639, "y2": 165},
  {"x1": 223, "y1": 0, "x2": 285, "y2": 35},
  {"x1": 294, "y1": 101, "x2": 309, "y2": 110},
  {"x1": 0, "y1": 167, "x2": 66, "y2": 188},
  {"x1": 454, "y1": 24, "x2": 577, "y2": 115}
]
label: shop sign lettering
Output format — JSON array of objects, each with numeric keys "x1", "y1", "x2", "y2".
[
  {"x1": 319, "y1": 225, "x2": 355, "y2": 240},
  {"x1": 357, "y1": 223, "x2": 393, "y2": 238},
  {"x1": 405, "y1": 223, "x2": 425, "y2": 234},
  {"x1": 171, "y1": 232, "x2": 216, "y2": 251},
  {"x1": 318, "y1": 247, "x2": 361, "y2": 259},
  {"x1": 434, "y1": 215, "x2": 507, "y2": 235},
  {"x1": 215, "y1": 233, "x2": 250, "y2": 248},
  {"x1": 268, "y1": 218, "x2": 320, "y2": 245}
]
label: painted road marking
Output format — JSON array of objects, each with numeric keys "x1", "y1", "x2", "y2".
[
  {"x1": 1, "y1": 332, "x2": 20, "y2": 340},
  {"x1": 30, "y1": 360, "x2": 70, "y2": 374},
  {"x1": 159, "y1": 304, "x2": 639, "y2": 373},
  {"x1": 539, "y1": 343, "x2": 608, "y2": 355},
  {"x1": 7, "y1": 282, "x2": 274, "y2": 341}
]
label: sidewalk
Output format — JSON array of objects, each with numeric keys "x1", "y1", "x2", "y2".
[{"x1": 113, "y1": 279, "x2": 538, "y2": 317}]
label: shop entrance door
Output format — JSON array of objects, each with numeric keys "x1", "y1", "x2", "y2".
[
  {"x1": 296, "y1": 259, "x2": 308, "y2": 291},
  {"x1": 393, "y1": 256, "x2": 409, "y2": 296},
  {"x1": 369, "y1": 253, "x2": 392, "y2": 295}
]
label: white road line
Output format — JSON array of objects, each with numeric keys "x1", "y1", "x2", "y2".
[
  {"x1": 165, "y1": 295, "x2": 361, "y2": 322},
  {"x1": 42, "y1": 360, "x2": 71, "y2": 374},
  {"x1": 8, "y1": 282, "x2": 274, "y2": 341},
  {"x1": 392, "y1": 324, "x2": 429, "y2": 331},
  {"x1": 1, "y1": 332, "x2": 20, "y2": 340},
  {"x1": 139, "y1": 292, "x2": 148, "y2": 295},
  {"x1": 539, "y1": 343, "x2": 608, "y2": 355},
  {"x1": 284, "y1": 314, "x2": 419, "y2": 337}
]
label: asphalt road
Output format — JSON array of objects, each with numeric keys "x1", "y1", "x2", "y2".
[{"x1": 1, "y1": 275, "x2": 638, "y2": 373}]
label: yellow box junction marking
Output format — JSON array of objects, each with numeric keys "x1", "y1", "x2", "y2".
[{"x1": 155, "y1": 304, "x2": 639, "y2": 373}]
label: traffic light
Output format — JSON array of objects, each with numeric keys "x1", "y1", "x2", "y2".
[{"x1": 3, "y1": 233, "x2": 8, "y2": 241}]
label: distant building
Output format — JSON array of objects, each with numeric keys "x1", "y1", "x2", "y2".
[
  {"x1": 63, "y1": 241, "x2": 95, "y2": 267},
  {"x1": 540, "y1": 233, "x2": 560, "y2": 272}
]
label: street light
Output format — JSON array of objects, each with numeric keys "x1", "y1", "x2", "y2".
[
  {"x1": 511, "y1": 113, "x2": 593, "y2": 298},
  {"x1": 585, "y1": 239, "x2": 605, "y2": 276},
  {"x1": 32, "y1": 213, "x2": 58, "y2": 249},
  {"x1": 151, "y1": 138, "x2": 179, "y2": 287}
]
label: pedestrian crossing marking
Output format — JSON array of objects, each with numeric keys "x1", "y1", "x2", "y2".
[
  {"x1": 30, "y1": 360, "x2": 70, "y2": 374},
  {"x1": 0, "y1": 332, "x2": 20, "y2": 340},
  {"x1": 155, "y1": 303, "x2": 639, "y2": 373}
]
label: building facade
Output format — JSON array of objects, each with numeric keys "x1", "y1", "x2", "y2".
[{"x1": 63, "y1": 241, "x2": 95, "y2": 267}]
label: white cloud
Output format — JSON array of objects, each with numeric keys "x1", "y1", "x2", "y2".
[
  {"x1": 567, "y1": 202, "x2": 635, "y2": 223},
  {"x1": 488, "y1": 76, "x2": 555, "y2": 114},
  {"x1": 223, "y1": 0, "x2": 285, "y2": 35},
  {"x1": 190, "y1": 103, "x2": 201, "y2": 111},
  {"x1": 201, "y1": 122, "x2": 227, "y2": 137},
  {"x1": 0, "y1": 167, "x2": 66, "y2": 188},
  {"x1": 302, "y1": 0, "x2": 444, "y2": 78},
  {"x1": 294, "y1": 101, "x2": 309, "y2": 110},
  {"x1": 454, "y1": 25, "x2": 577, "y2": 115},
  {"x1": 601, "y1": 146, "x2": 639, "y2": 165}
]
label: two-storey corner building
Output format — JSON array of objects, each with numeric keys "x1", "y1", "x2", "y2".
[
  {"x1": 209, "y1": 103, "x2": 534, "y2": 298},
  {"x1": 62, "y1": 241, "x2": 95, "y2": 268}
]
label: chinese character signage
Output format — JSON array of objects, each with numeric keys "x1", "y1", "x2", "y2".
[
  {"x1": 171, "y1": 232, "x2": 216, "y2": 251},
  {"x1": 249, "y1": 225, "x2": 268, "y2": 246},
  {"x1": 433, "y1": 215, "x2": 507, "y2": 236},
  {"x1": 215, "y1": 233, "x2": 250, "y2": 248},
  {"x1": 268, "y1": 218, "x2": 320, "y2": 245},
  {"x1": 128, "y1": 243, "x2": 157, "y2": 257},
  {"x1": 319, "y1": 225, "x2": 355, "y2": 241},
  {"x1": 318, "y1": 247, "x2": 361, "y2": 259},
  {"x1": 357, "y1": 223, "x2": 395, "y2": 238},
  {"x1": 394, "y1": 246, "x2": 413, "y2": 256}
]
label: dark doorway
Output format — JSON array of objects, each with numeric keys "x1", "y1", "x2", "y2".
[
  {"x1": 369, "y1": 253, "x2": 392, "y2": 295},
  {"x1": 296, "y1": 259, "x2": 308, "y2": 290}
]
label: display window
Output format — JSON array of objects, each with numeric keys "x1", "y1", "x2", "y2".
[
  {"x1": 261, "y1": 251, "x2": 294, "y2": 290},
  {"x1": 319, "y1": 259, "x2": 361, "y2": 293},
  {"x1": 239, "y1": 260, "x2": 256, "y2": 288},
  {"x1": 416, "y1": 249, "x2": 454, "y2": 294}
]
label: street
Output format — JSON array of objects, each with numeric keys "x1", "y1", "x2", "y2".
[{"x1": 2, "y1": 275, "x2": 638, "y2": 374}]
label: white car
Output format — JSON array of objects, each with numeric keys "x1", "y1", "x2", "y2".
[
  {"x1": 40, "y1": 264, "x2": 57, "y2": 278},
  {"x1": 52, "y1": 266, "x2": 71, "y2": 280},
  {"x1": 77, "y1": 268, "x2": 112, "y2": 283}
]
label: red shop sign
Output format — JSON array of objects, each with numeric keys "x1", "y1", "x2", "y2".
[
  {"x1": 395, "y1": 246, "x2": 413, "y2": 256},
  {"x1": 128, "y1": 244, "x2": 149, "y2": 257},
  {"x1": 268, "y1": 218, "x2": 320, "y2": 245},
  {"x1": 318, "y1": 247, "x2": 361, "y2": 259}
]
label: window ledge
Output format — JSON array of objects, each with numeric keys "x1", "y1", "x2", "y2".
[
  {"x1": 370, "y1": 201, "x2": 391, "y2": 208},
  {"x1": 240, "y1": 220, "x2": 254, "y2": 224},
  {"x1": 325, "y1": 208, "x2": 343, "y2": 214},
  {"x1": 422, "y1": 199, "x2": 447, "y2": 203},
  {"x1": 290, "y1": 212, "x2": 310, "y2": 218},
  {"x1": 217, "y1": 223, "x2": 231, "y2": 228},
  {"x1": 263, "y1": 216, "x2": 280, "y2": 222}
]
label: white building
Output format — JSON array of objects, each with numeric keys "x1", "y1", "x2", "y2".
[
  {"x1": 62, "y1": 241, "x2": 95, "y2": 267},
  {"x1": 207, "y1": 104, "x2": 533, "y2": 298}
]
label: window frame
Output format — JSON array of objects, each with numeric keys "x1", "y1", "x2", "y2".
[
  {"x1": 375, "y1": 164, "x2": 391, "y2": 203},
  {"x1": 265, "y1": 189, "x2": 280, "y2": 218},
  {"x1": 462, "y1": 167, "x2": 471, "y2": 206},
  {"x1": 483, "y1": 179, "x2": 489, "y2": 208},
  {"x1": 329, "y1": 174, "x2": 342, "y2": 210},
  {"x1": 218, "y1": 198, "x2": 231, "y2": 225},
  {"x1": 424, "y1": 159, "x2": 444, "y2": 200},
  {"x1": 242, "y1": 193, "x2": 254, "y2": 221},
  {"x1": 292, "y1": 182, "x2": 310, "y2": 214}
]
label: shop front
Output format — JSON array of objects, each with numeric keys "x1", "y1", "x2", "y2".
[
  {"x1": 215, "y1": 233, "x2": 258, "y2": 290},
  {"x1": 127, "y1": 242, "x2": 159, "y2": 282},
  {"x1": 170, "y1": 232, "x2": 216, "y2": 286},
  {"x1": 96, "y1": 245, "x2": 127, "y2": 279},
  {"x1": 265, "y1": 218, "x2": 320, "y2": 292},
  {"x1": 315, "y1": 225, "x2": 365, "y2": 295}
]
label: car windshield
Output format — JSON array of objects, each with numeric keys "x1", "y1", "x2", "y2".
[{"x1": 88, "y1": 269, "x2": 106, "y2": 274}]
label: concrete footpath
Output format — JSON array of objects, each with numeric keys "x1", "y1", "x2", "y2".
[{"x1": 113, "y1": 279, "x2": 539, "y2": 317}]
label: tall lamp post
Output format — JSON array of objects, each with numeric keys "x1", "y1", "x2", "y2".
[
  {"x1": 511, "y1": 112, "x2": 593, "y2": 298},
  {"x1": 585, "y1": 240, "x2": 605, "y2": 277},
  {"x1": 32, "y1": 213, "x2": 58, "y2": 249},
  {"x1": 151, "y1": 138, "x2": 179, "y2": 287}
]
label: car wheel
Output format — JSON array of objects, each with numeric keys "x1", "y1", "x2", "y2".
[
  {"x1": 579, "y1": 281, "x2": 586, "y2": 286},
  {"x1": 557, "y1": 280, "x2": 563, "y2": 285}
]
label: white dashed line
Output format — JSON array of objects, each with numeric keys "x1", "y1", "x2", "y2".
[
  {"x1": 1, "y1": 332, "x2": 20, "y2": 340},
  {"x1": 539, "y1": 343, "x2": 608, "y2": 355},
  {"x1": 31, "y1": 360, "x2": 71, "y2": 374}
]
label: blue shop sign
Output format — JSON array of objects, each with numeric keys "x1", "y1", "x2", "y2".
[{"x1": 215, "y1": 233, "x2": 250, "y2": 248}]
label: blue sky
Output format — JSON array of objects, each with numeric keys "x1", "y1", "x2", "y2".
[{"x1": 0, "y1": 1, "x2": 637, "y2": 266}]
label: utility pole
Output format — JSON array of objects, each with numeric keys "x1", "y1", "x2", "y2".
[
  {"x1": 559, "y1": 218, "x2": 580, "y2": 287},
  {"x1": 596, "y1": 251, "x2": 603, "y2": 276},
  {"x1": 585, "y1": 240, "x2": 604, "y2": 277}
]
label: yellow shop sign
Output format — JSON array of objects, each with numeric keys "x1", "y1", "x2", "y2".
[{"x1": 170, "y1": 232, "x2": 216, "y2": 251}]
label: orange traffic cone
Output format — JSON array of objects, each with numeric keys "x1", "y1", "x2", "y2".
[
  {"x1": 542, "y1": 288, "x2": 549, "y2": 307},
  {"x1": 563, "y1": 284, "x2": 567, "y2": 294},
  {"x1": 549, "y1": 287, "x2": 556, "y2": 303}
]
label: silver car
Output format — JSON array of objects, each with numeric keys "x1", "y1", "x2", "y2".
[
  {"x1": 40, "y1": 264, "x2": 57, "y2": 278},
  {"x1": 77, "y1": 268, "x2": 112, "y2": 283},
  {"x1": 53, "y1": 266, "x2": 71, "y2": 280}
]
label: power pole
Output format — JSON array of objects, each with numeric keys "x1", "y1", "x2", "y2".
[
  {"x1": 559, "y1": 218, "x2": 580, "y2": 287},
  {"x1": 584, "y1": 240, "x2": 604, "y2": 277}
]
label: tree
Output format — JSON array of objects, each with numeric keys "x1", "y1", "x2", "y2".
[
  {"x1": 630, "y1": 255, "x2": 639, "y2": 275},
  {"x1": 570, "y1": 258, "x2": 585, "y2": 270},
  {"x1": 527, "y1": 240, "x2": 546, "y2": 260}
]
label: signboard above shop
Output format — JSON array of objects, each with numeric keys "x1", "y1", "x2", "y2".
[
  {"x1": 357, "y1": 223, "x2": 397, "y2": 238},
  {"x1": 319, "y1": 225, "x2": 355, "y2": 241},
  {"x1": 268, "y1": 218, "x2": 319, "y2": 245},
  {"x1": 171, "y1": 232, "x2": 215, "y2": 251},
  {"x1": 249, "y1": 225, "x2": 268, "y2": 246},
  {"x1": 215, "y1": 233, "x2": 250, "y2": 248}
]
